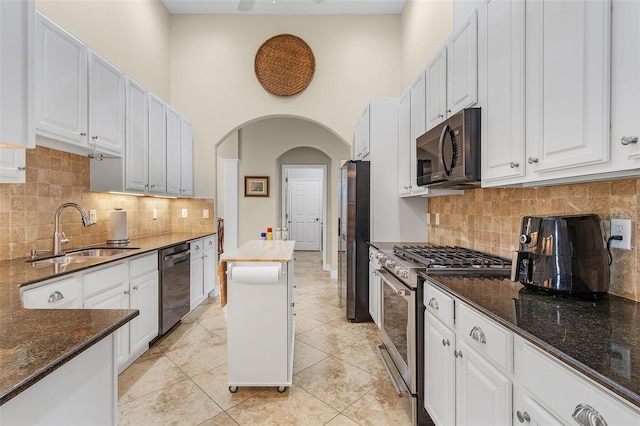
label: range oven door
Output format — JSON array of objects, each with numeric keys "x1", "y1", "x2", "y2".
[{"x1": 377, "y1": 269, "x2": 417, "y2": 425}]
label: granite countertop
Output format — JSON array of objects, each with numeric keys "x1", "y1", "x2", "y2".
[
  {"x1": 424, "y1": 274, "x2": 640, "y2": 408},
  {"x1": 0, "y1": 231, "x2": 214, "y2": 406},
  {"x1": 220, "y1": 240, "x2": 296, "y2": 262}
]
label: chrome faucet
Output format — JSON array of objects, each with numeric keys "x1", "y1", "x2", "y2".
[{"x1": 53, "y1": 202, "x2": 93, "y2": 255}]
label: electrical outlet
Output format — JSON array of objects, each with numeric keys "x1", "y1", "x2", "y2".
[
  {"x1": 152, "y1": 209, "x2": 158, "y2": 220},
  {"x1": 89, "y1": 210, "x2": 96, "y2": 224},
  {"x1": 611, "y1": 219, "x2": 632, "y2": 250},
  {"x1": 435, "y1": 213, "x2": 440, "y2": 225},
  {"x1": 181, "y1": 208, "x2": 188, "y2": 218},
  {"x1": 203, "y1": 209, "x2": 210, "y2": 219}
]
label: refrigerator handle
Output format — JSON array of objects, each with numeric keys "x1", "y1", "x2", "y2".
[{"x1": 338, "y1": 217, "x2": 341, "y2": 236}]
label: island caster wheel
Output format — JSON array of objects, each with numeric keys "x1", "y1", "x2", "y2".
[
  {"x1": 277, "y1": 386, "x2": 287, "y2": 393},
  {"x1": 229, "y1": 386, "x2": 238, "y2": 393}
]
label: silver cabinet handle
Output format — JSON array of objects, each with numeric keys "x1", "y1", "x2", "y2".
[
  {"x1": 124, "y1": 290, "x2": 130, "y2": 295},
  {"x1": 454, "y1": 350, "x2": 463, "y2": 358},
  {"x1": 469, "y1": 326, "x2": 487, "y2": 344},
  {"x1": 80, "y1": 132, "x2": 87, "y2": 136},
  {"x1": 132, "y1": 285, "x2": 139, "y2": 290},
  {"x1": 17, "y1": 166, "x2": 26, "y2": 171},
  {"x1": 509, "y1": 162, "x2": 519, "y2": 168},
  {"x1": 572, "y1": 404, "x2": 607, "y2": 426},
  {"x1": 516, "y1": 410, "x2": 531, "y2": 423},
  {"x1": 428, "y1": 297, "x2": 439, "y2": 310},
  {"x1": 48, "y1": 291, "x2": 64, "y2": 303},
  {"x1": 92, "y1": 135, "x2": 98, "y2": 140},
  {"x1": 528, "y1": 157, "x2": 539, "y2": 164},
  {"x1": 442, "y1": 339, "x2": 450, "y2": 346},
  {"x1": 621, "y1": 136, "x2": 638, "y2": 145}
]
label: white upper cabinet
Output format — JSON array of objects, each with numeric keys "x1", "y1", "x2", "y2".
[
  {"x1": 0, "y1": 149, "x2": 27, "y2": 184},
  {"x1": 425, "y1": 9, "x2": 478, "y2": 132},
  {"x1": 88, "y1": 50, "x2": 125, "y2": 157},
  {"x1": 0, "y1": 0, "x2": 34, "y2": 151},
  {"x1": 354, "y1": 105, "x2": 370, "y2": 160},
  {"x1": 148, "y1": 93, "x2": 167, "y2": 194},
  {"x1": 524, "y1": 0, "x2": 610, "y2": 174},
  {"x1": 479, "y1": 0, "x2": 526, "y2": 185},
  {"x1": 35, "y1": 11, "x2": 88, "y2": 152},
  {"x1": 180, "y1": 116, "x2": 194, "y2": 197},
  {"x1": 124, "y1": 77, "x2": 148, "y2": 193},
  {"x1": 166, "y1": 106, "x2": 182, "y2": 196},
  {"x1": 611, "y1": 0, "x2": 640, "y2": 169},
  {"x1": 409, "y1": 72, "x2": 427, "y2": 195},
  {"x1": 398, "y1": 89, "x2": 412, "y2": 195}
]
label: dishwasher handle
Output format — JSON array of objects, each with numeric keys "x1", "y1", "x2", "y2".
[{"x1": 164, "y1": 250, "x2": 190, "y2": 263}]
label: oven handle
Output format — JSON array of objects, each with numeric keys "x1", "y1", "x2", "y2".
[
  {"x1": 378, "y1": 269, "x2": 412, "y2": 297},
  {"x1": 376, "y1": 344, "x2": 411, "y2": 398}
]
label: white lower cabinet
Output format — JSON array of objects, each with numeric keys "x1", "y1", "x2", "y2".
[
  {"x1": 203, "y1": 235, "x2": 217, "y2": 295},
  {"x1": 22, "y1": 274, "x2": 82, "y2": 309},
  {"x1": 190, "y1": 238, "x2": 205, "y2": 311},
  {"x1": 514, "y1": 335, "x2": 640, "y2": 426},
  {"x1": 424, "y1": 286, "x2": 511, "y2": 426},
  {"x1": 128, "y1": 253, "x2": 159, "y2": 362},
  {"x1": 368, "y1": 262, "x2": 381, "y2": 328},
  {"x1": 0, "y1": 335, "x2": 118, "y2": 426}
]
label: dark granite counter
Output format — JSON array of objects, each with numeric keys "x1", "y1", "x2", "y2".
[
  {"x1": 423, "y1": 274, "x2": 640, "y2": 408},
  {"x1": 0, "y1": 231, "x2": 214, "y2": 406}
]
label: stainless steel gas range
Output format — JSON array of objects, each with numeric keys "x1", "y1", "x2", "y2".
[{"x1": 372, "y1": 244, "x2": 511, "y2": 426}]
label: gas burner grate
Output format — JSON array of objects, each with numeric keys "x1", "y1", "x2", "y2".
[{"x1": 393, "y1": 245, "x2": 511, "y2": 270}]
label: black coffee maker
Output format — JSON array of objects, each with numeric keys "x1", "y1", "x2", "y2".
[{"x1": 511, "y1": 214, "x2": 609, "y2": 298}]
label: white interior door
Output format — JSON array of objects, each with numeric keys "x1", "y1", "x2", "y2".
[{"x1": 289, "y1": 177, "x2": 322, "y2": 250}]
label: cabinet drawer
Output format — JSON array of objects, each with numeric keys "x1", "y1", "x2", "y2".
[
  {"x1": 83, "y1": 261, "x2": 128, "y2": 298},
  {"x1": 424, "y1": 283, "x2": 454, "y2": 328},
  {"x1": 456, "y1": 302, "x2": 512, "y2": 372},
  {"x1": 22, "y1": 276, "x2": 82, "y2": 309},
  {"x1": 190, "y1": 238, "x2": 203, "y2": 256},
  {"x1": 130, "y1": 252, "x2": 158, "y2": 278},
  {"x1": 517, "y1": 338, "x2": 640, "y2": 425},
  {"x1": 203, "y1": 236, "x2": 215, "y2": 250}
]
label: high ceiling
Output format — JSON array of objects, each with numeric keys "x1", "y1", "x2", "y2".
[{"x1": 161, "y1": 0, "x2": 407, "y2": 15}]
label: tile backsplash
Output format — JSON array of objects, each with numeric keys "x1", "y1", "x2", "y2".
[
  {"x1": 427, "y1": 179, "x2": 639, "y2": 301},
  {"x1": 0, "y1": 146, "x2": 214, "y2": 261}
]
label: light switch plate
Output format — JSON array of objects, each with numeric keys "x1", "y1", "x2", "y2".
[
  {"x1": 181, "y1": 208, "x2": 188, "y2": 218},
  {"x1": 611, "y1": 219, "x2": 632, "y2": 250},
  {"x1": 89, "y1": 210, "x2": 96, "y2": 224},
  {"x1": 203, "y1": 209, "x2": 210, "y2": 219},
  {"x1": 152, "y1": 209, "x2": 158, "y2": 220}
]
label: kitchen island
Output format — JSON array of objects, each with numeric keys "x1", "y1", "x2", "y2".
[
  {"x1": 0, "y1": 231, "x2": 213, "y2": 424},
  {"x1": 221, "y1": 240, "x2": 296, "y2": 392}
]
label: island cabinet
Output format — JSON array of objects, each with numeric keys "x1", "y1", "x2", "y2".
[{"x1": 222, "y1": 240, "x2": 296, "y2": 393}]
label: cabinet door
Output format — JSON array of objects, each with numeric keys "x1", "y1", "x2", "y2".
[
  {"x1": 0, "y1": 148, "x2": 26, "y2": 183},
  {"x1": 409, "y1": 72, "x2": 427, "y2": 195},
  {"x1": 479, "y1": 0, "x2": 526, "y2": 184},
  {"x1": 35, "y1": 12, "x2": 88, "y2": 147},
  {"x1": 88, "y1": 50, "x2": 125, "y2": 156},
  {"x1": 190, "y1": 250, "x2": 204, "y2": 311},
  {"x1": 166, "y1": 106, "x2": 181, "y2": 196},
  {"x1": 148, "y1": 94, "x2": 167, "y2": 194},
  {"x1": 124, "y1": 77, "x2": 148, "y2": 193},
  {"x1": 525, "y1": 0, "x2": 610, "y2": 174},
  {"x1": 84, "y1": 283, "x2": 129, "y2": 366},
  {"x1": 398, "y1": 89, "x2": 412, "y2": 195},
  {"x1": 513, "y1": 387, "x2": 563, "y2": 426},
  {"x1": 455, "y1": 339, "x2": 511, "y2": 426},
  {"x1": 611, "y1": 0, "x2": 640, "y2": 167},
  {"x1": 0, "y1": 0, "x2": 35, "y2": 149},
  {"x1": 425, "y1": 312, "x2": 456, "y2": 426},
  {"x1": 129, "y1": 270, "x2": 158, "y2": 355},
  {"x1": 203, "y1": 247, "x2": 216, "y2": 295},
  {"x1": 447, "y1": 8, "x2": 478, "y2": 117},
  {"x1": 425, "y1": 48, "x2": 447, "y2": 131},
  {"x1": 180, "y1": 115, "x2": 194, "y2": 197},
  {"x1": 355, "y1": 105, "x2": 370, "y2": 160}
]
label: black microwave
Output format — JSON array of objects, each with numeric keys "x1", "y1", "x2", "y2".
[{"x1": 416, "y1": 108, "x2": 481, "y2": 189}]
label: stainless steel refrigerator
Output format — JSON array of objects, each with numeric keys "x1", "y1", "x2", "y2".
[{"x1": 338, "y1": 160, "x2": 371, "y2": 322}]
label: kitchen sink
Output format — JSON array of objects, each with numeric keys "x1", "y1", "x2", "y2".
[
  {"x1": 26, "y1": 247, "x2": 140, "y2": 265},
  {"x1": 65, "y1": 247, "x2": 139, "y2": 257}
]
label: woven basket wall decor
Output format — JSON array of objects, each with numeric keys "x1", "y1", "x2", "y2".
[{"x1": 254, "y1": 34, "x2": 315, "y2": 97}]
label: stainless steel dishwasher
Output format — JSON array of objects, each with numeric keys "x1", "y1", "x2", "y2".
[{"x1": 158, "y1": 243, "x2": 191, "y2": 336}]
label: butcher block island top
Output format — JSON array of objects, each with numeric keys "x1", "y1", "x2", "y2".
[{"x1": 221, "y1": 240, "x2": 296, "y2": 262}]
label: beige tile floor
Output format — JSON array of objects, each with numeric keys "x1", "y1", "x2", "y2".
[{"x1": 118, "y1": 251, "x2": 412, "y2": 425}]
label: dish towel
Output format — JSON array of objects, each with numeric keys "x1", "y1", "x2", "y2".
[{"x1": 219, "y1": 260, "x2": 227, "y2": 308}]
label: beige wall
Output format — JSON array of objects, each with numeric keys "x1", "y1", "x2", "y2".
[
  {"x1": 36, "y1": 0, "x2": 172, "y2": 101},
  {"x1": 400, "y1": 0, "x2": 454, "y2": 86},
  {"x1": 0, "y1": 147, "x2": 213, "y2": 261},
  {"x1": 233, "y1": 117, "x2": 349, "y2": 268},
  {"x1": 427, "y1": 179, "x2": 640, "y2": 302}
]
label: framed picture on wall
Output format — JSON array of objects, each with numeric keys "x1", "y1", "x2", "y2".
[{"x1": 245, "y1": 176, "x2": 269, "y2": 197}]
